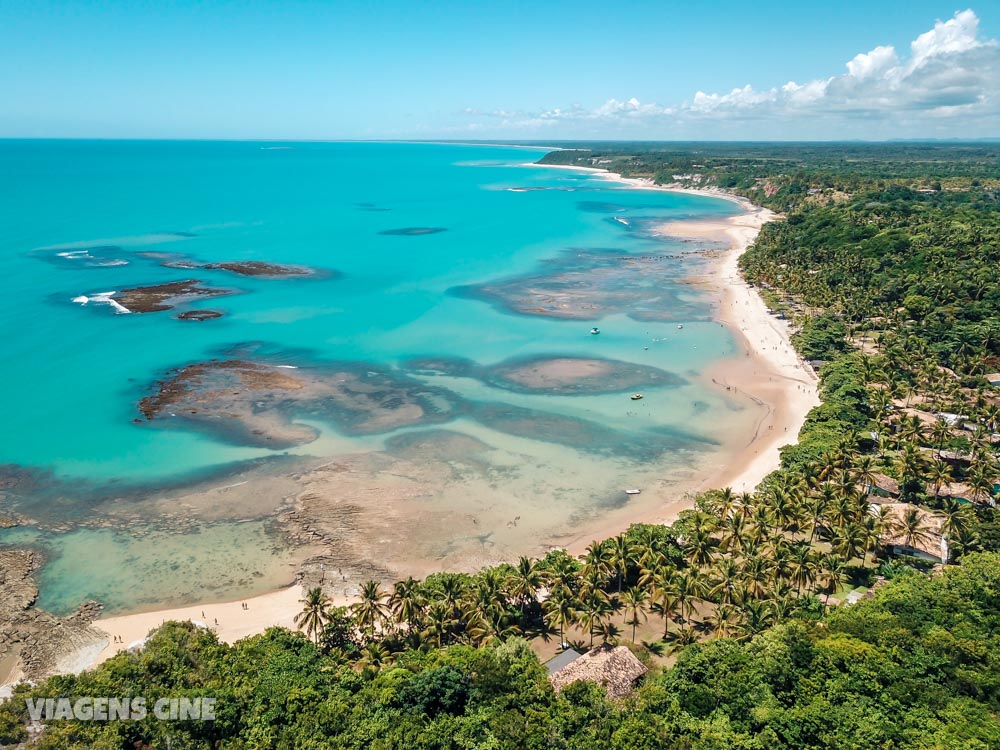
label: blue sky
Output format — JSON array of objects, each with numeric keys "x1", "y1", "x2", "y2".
[{"x1": 1, "y1": 1, "x2": 997, "y2": 140}]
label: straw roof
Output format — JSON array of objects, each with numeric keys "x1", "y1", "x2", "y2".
[
  {"x1": 868, "y1": 473, "x2": 900, "y2": 496},
  {"x1": 544, "y1": 648, "x2": 582, "y2": 675},
  {"x1": 879, "y1": 502, "x2": 945, "y2": 560},
  {"x1": 548, "y1": 645, "x2": 648, "y2": 699},
  {"x1": 939, "y1": 482, "x2": 977, "y2": 502}
]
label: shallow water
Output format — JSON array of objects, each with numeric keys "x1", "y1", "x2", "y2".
[{"x1": 0, "y1": 141, "x2": 743, "y2": 614}]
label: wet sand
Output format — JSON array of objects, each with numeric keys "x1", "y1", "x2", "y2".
[{"x1": 49, "y1": 179, "x2": 825, "y2": 676}]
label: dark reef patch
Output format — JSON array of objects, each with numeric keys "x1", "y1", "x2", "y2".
[
  {"x1": 113, "y1": 279, "x2": 238, "y2": 313},
  {"x1": 402, "y1": 354, "x2": 685, "y2": 395},
  {"x1": 486, "y1": 355, "x2": 685, "y2": 395},
  {"x1": 402, "y1": 356, "x2": 481, "y2": 379},
  {"x1": 378, "y1": 227, "x2": 448, "y2": 236},
  {"x1": 576, "y1": 201, "x2": 630, "y2": 213},
  {"x1": 176, "y1": 309, "x2": 224, "y2": 322},
  {"x1": 383, "y1": 429, "x2": 493, "y2": 462},
  {"x1": 468, "y1": 402, "x2": 705, "y2": 461},
  {"x1": 139, "y1": 252, "x2": 330, "y2": 279},
  {"x1": 137, "y1": 359, "x2": 468, "y2": 448},
  {"x1": 449, "y1": 246, "x2": 710, "y2": 322},
  {"x1": 202, "y1": 261, "x2": 318, "y2": 278}
]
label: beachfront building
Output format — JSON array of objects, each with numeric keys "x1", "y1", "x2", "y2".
[
  {"x1": 547, "y1": 645, "x2": 648, "y2": 699},
  {"x1": 865, "y1": 473, "x2": 900, "y2": 499},
  {"x1": 878, "y1": 502, "x2": 949, "y2": 563}
]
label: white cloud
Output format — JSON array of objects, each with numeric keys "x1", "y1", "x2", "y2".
[
  {"x1": 461, "y1": 9, "x2": 999, "y2": 138},
  {"x1": 846, "y1": 45, "x2": 899, "y2": 80}
]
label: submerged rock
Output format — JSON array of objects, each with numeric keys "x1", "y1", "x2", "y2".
[
  {"x1": 176, "y1": 309, "x2": 225, "y2": 321},
  {"x1": 450, "y1": 246, "x2": 709, "y2": 322},
  {"x1": 202, "y1": 261, "x2": 318, "y2": 278},
  {"x1": 404, "y1": 354, "x2": 685, "y2": 395},
  {"x1": 109, "y1": 279, "x2": 237, "y2": 314},
  {"x1": 378, "y1": 227, "x2": 447, "y2": 236},
  {"x1": 0, "y1": 549, "x2": 106, "y2": 684},
  {"x1": 486, "y1": 355, "x2": 685, "y2": 395},
  {"x1": 137, "y1": 359, "x2": 467, "y2": 448}
]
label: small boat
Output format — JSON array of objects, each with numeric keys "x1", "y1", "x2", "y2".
[
  {"x1": 590, "y1": 327, "x2": 600, "y2": 335},
  {"x1": 630, "y1": 393, "x2": 644, "y2": 401},
  {"x1": 677, "y1": 324, "x2": 684, "y2": 330},
  {"x1": 625, "y1": 489, "x2": 641, "y2": 495}
]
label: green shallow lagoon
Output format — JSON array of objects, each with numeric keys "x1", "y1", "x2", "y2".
[{"x1": 0, "y1": 141, "x2": 747, "y2": 614}]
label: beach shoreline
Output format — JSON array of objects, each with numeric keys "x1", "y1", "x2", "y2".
[{"x1": 7, "y1": 163, "x2": 820, "y2": 683}]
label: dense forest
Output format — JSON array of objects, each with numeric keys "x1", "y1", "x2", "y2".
[{"x1": 3, "y1": 142, "x2": 1000, "y2": 748}]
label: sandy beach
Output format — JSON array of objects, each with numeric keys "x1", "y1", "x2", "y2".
[
  {"x1": 11, "y1": 170, "x2": 819, "y2": 681},
  {"x1": 85, "y1": 585, "x2": 350, "y2": 670}
]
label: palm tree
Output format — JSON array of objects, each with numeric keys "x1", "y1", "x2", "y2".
[
  {"x1": 543, "y1": 589, "x2": 576, "y2": 649},
  {"x1": 928, "y1": 460, "x2": 952, "y2": 499},
  {"x1": 438, "y1": 573, "x2": 467, "y2": 615},
  {"x1": 609, "y1": 534, "x2": 632, "y2": 594},
  {"x1": 720, "y1": 513, "x2": 751, "y2": 554},
  {"x1": 359, "y1": 642, "x2": 392, "y2": 672},
  {"x1": 787, "y1": 541, "x2": 817, "y2": 596},
  {"x1": 649, "y1": 569, "x2": 680, "y2": 638},
  {"x1": 710, "y1": 487, "x2": 737, "y2": 521},
  {"x1": 708, "y1": 557, "x2": 742, "y2": 606},
  {"x1": 620, "y1": 587, "x2": 648, "y2": 644},
  {"x1": 708, "y1": 603, "x2": 738, "y2": 639},
  {"x1": 388, "y1": 577, "x2": 424, "y2": 630},
  {"x1": 580, "y1": 542, "x2": 612, "y2": 586},
  {"x1": 473, "y1": 568, "x2": 510, "y2": 636},
  {"x1": 741, "y1": 555, "x2": 774, "y2": 600},
  {"x1": 817, "y1": 554, "x2": 846, "y2": 608},
  {"x1": 899, "y1": 507, "x2": 932, "y2": 553},
  {"x1": 930, "y1": 418, "x2": 953, "y2": 458},
  {"x1": 506, "y1": 556, "x2": 541, "y2": 616},
  {"x1": 831, "y1": 523, "x2": 866, "y2": 563},
  {"x1": 352, "y1": 580, "x2": 389, "y2": 634},
  {"x1": 422, "y1": 602, "x2": 455, "y2": 648},
  {"x1": 592, "y1": 621, "x2": 621, "y2": 647},
  {"x1": 853, "y1": 455, "x2": 878, "y2": 492},
  {"x1": 294, "y1": 587, "x2": 331, "y2": 645},
  {"x1": 803, "y1": 493, "x2": 829, "y2": 543},
  {"x1": 575, "y1": 591, "x2": 610, "y2": 648},
  {"x1": 968, "y1": 463, "x2": 997, "y2": 505},
  {"x1": 675, "y1": 569, "x2": 703, "y2": 623},
  {"x1": 936, "y1": 499, "x2": 973, "y2": 562}
]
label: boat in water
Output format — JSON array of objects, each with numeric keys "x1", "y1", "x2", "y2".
[{"x1": 590, "y1": 327, "x2": 600, "y2": 335}]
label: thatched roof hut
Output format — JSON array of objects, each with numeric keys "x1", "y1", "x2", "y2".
[
  {"x1": 548, "y1": 645, "x2": 648, "y2": 699},
  {"x1": 939, "y1": 482, "x2": 976, "y2": 502},
  {"x1": 879, "y1": 502, "x2": 947, "y2": 562},
  {"x1": 867, "y1": 473, "x2": 900, "y2": 497}
]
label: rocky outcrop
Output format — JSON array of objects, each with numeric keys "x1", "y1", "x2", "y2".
[{"x1": 0, "y1": 550, "x2": 105, "y2": 684}]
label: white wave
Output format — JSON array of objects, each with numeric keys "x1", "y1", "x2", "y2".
[
  {"x1": 275, "y1": 365, "x2": 298, "y2": 369},
  {"x1": 73, "y1": 291, "x2": 132, "y2": 314}
]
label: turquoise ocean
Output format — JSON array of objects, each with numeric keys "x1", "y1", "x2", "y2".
[{"x1": 0, "y1": 141, "x2": 744, "y2": 614}]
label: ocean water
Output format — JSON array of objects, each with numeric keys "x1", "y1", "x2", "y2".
[{"x1": 0, "y1": 141, "x2": 744, "y2": 614}]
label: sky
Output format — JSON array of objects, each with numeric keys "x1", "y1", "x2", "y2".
[{"x1": 1, "y1": 0, "x2": 997, "y2": 141}]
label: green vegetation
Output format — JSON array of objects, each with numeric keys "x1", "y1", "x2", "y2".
[
  {"x1": 4, "y1": 142, "x2": 1000, "y2": 747},
  {"x1": 2, "y1": 553, "x2": 998, "y2": 748}
]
